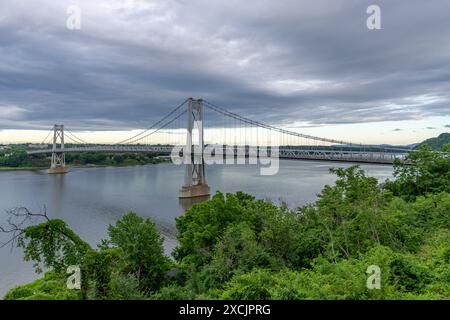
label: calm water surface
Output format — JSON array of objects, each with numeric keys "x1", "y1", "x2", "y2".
[{"x1": 0, "y1": 160, "x2": 393, "y2": 296}]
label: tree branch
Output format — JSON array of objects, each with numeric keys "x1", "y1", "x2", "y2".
[{"x1": 0, "y1": 206, "x2": 49, "y2": 250}]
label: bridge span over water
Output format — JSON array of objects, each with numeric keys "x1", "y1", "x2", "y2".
[
  {"x1": 26, "y1": 98, "x2": 411, "y2": 197},
  {"x1": 28, "y1": 145, "x2": 406, "y2": 165}
]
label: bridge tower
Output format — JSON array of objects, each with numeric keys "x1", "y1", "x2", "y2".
[
  {"x1": 48, "y1": 124, "x2": 67, "y2": 174},
  {"x1": 179, "y1": 98, "x2": 210, "y2": 198}
]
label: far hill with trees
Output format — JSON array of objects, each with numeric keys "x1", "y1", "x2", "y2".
[{"x1": 419, "y1": 132, "x2": 450, "y2": 151}]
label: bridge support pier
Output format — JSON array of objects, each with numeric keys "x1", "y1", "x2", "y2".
[
  {"x1": 179, "y1": 98, "x2": 210, "y2": 199},
  {"x1": 179, "y1": 184, "x2": 211, "y2": 198},
  {"x1": 48, "y1": 124, "x2": 67, "y2": 174}
]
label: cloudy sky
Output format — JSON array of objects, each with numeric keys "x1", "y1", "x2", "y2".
[{"x1": 0, "y1": 0, "x2": 449, "y2": 144}]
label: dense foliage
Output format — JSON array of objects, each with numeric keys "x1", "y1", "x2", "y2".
[
  {"x1": 0, "y1": 146, "x2": 34, "y2": 168},
  {"x1": 18, "y1": 219, "x2": 91, "y2": 273},
  {"x1": 3, "y1": 144, "x2": 450, "y2": 300},
  {"x1": 385, "y1": 144, "x2": 450, "y2": 200},
  {"x1": 5, "y1": 212, "x2": 171, "y2": 300}
]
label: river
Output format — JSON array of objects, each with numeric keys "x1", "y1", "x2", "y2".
[{"x1": 0, "y1": 160, "x2": 393, "y2": 297}]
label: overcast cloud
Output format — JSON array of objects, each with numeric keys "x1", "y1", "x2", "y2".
[{"x1": 0, "y1": 0, "x2": 449, "y2": 131}]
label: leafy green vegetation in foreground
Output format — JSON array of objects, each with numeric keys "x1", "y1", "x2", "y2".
[{"x1": 3, "y1": 144, "x2": 450, "y2": 300}]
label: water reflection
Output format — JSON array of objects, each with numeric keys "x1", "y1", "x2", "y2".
[
  {"x1": 179, "y1": 195, "x2": 211, "y2": 211},
  {"x1": 50, "y1": 173, "x2": 66, "y2": 215}
]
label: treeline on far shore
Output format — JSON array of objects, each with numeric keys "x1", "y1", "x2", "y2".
[{"x1": 0, "y1": 145, "x2": 167, "y2": 169}]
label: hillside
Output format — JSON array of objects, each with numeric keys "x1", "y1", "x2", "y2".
[{"x1": 419, "y1": 132, "x2": 450, "y2": 150}]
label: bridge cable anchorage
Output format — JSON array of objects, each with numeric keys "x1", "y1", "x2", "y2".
[
  {"x1": 114, "y1": 99, "x2": 189, "y2": 145},
  {"x1": 122, "y1": 109, "x2": 187, "y2": 145},
  {"x1": 202, "y1": 100, "x2": 410, "y2": 153}
]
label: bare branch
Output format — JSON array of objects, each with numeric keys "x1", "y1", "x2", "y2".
[{"x1": 0, "y1": 206, "x2": 49, "y2": 250}]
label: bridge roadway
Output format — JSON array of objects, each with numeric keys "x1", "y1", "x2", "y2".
[{"x1": 27, "y1": 145, "x2": 407, "y2": 164}]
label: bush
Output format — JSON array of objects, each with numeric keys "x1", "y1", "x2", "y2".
[{"x1": 4, "y1": 272, "x2": 82, "y2": 300}]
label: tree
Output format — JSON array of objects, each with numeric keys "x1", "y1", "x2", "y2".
[
  {"x1": 107, "y1": 212, "x2": 171, "y2": 293},
  {"x1": 0, "y1": 207, "x2": 91, "y2": 273},
  {"x1": 174, "y1": 191, "x2": 284, "y2": 269},
  {"x1": 296, "y1": 166, "x2": 411, "y2": 260},
  {"x1": 1, "y1": 209, "x2": 171, "y2": 299},
  {"x1": 0, "y1": 149, "x2": 30, "y2": 167},
  {"x1": 386, "y1": 145, "x2": 450, "y2": 200},
  {"x1": 196, "y1": 222, "x2": 280, "y2": 291}
]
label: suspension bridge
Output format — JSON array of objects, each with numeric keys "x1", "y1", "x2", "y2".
[{"x1": 26, "y1": 98, "x2": 411, "y2": 198}]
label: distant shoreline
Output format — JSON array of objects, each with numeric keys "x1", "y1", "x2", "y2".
[{"x1": 0, "y1": 166, "x2": 45, "y2": 171}]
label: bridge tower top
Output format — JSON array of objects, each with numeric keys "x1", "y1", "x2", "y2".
[
  {"x1": 48, "y1": 124, "x2": 67, "y2": 174},
  {"x1": 52, "y1": 124, "x2": 64, "y2": 149}
]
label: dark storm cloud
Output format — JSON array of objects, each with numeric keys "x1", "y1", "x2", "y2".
[{"x1": 0, "y1": 0, "x2": 449, "y2": 131}]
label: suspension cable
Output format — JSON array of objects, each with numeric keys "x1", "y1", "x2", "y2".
[
  {"x1": 40, "y1": 129, "x2": 53, "y2": 145},
  {"x1": 203, "y1": 100, "x2": 410, "y2": 152},
  {"x1": 64, "y1": 134, "x2": 82, "y2": 144},
  {"x1": 115, "y1": 99, "x2": 188, "y2": 145},
  {"x1": 123, "y1": 109, "x2": 187, "y2": 145},
  {"x1": 65, "y1": 129, "x2": 90, "y2": 145}
]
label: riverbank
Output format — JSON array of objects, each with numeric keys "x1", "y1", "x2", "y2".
[{"x1": 0, "y1": 166, "x2": 45, "y2": 171}]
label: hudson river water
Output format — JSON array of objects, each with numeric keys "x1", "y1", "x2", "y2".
[{"x1": 0, "y1": 160, "x2": 393, "y2": 297}]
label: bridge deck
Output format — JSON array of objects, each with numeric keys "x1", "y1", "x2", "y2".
[{"x1": 27, "y1": 145, "x2": 407, "y2": 164}]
